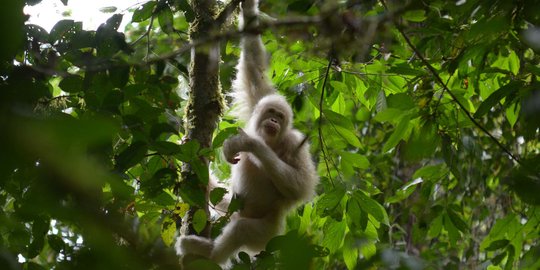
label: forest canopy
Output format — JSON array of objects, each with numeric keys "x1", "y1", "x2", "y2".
[{"x1": 1, "y1": 0, "x2": 540, "y2": 269}]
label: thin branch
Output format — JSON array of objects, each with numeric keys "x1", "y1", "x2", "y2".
[
  {"x1": 319, "y1": 55, "x2": 335, "y2": 187},
  {"x1": 130, "y1": 14, "x2": 155, "y2": 47},
  {"x1": 142, "y1": 14, "x2": 323, "y2": 65}
]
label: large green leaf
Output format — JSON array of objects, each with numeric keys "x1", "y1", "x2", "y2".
[
  {"x1": 115, "y1": 141, "x2": 148, "y2": 172},
  {"x1": 158, "y1": 5, "x2": 174, "y2": 34},
  {"x1": 176, "y1": 0, "x2": 195, "y2": 22},
  {"x1": 161, "y1": 216, "x2": 176, "y2": 247},
  {"x1": 132, "y1": 2, "x2": 157, "y2": 22},
  {"x1": 352, "y1": 191, "x2": 389, "y2": 226},
  {"x1": 192, "y1": 209, "x2": 208, "y2": 234},
  {"x1": 49, "y1": 19, "x2": 75, "y2": 43},
  {"x1": 59, "y1": 76, "x2": 84, "y2": 93},
  {"x1": 316, "y1": 185, "x2": 346, "y2": 216},
  {"x1": 382, "y1": 115, "x2": 411, "y2": 153},
  {"x1": 474, "y1": 81, "x2": 521, "y2": 118},
  {"x1": 321, "y1": 219, "x2": 346, "y2": 253}
]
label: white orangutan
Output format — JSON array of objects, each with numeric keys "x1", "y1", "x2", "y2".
[{"x1": 176, "y1": 0, "x2": 318, "y2": 265}]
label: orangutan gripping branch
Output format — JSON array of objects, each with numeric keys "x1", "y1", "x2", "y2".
[{"x1": 176, "y1": 0, "x2": 318, "y2": 265}]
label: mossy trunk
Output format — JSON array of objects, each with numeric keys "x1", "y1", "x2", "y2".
[{"x1": 180, "y1": 0, "x2": 224, "y2": 237}]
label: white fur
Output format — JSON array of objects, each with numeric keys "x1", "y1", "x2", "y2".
[{"x1": 176, "y1": 0, "x2": 318, "y2": 266}]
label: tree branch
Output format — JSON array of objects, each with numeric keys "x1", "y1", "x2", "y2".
[{"x1": 319, "y1": 55, "x2": 335, "y2": 187}]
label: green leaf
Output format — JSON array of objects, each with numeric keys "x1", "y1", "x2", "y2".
[
  {"x1": 102, "y1": 90, "x2": 123, "y2": 114},
  {"x1": 176, "y1": 140, "x2": 200, "y2": 162},
  {"x1": 323, "y1": 110, "x2": 361, "y2": 147},
  {"x1": 153, "y1": 192, "x2": 176, "y2": 206},
  {"x1": 26, "y1": 24, "x2": 49, "y2": 43},
  {"x1": 192, "y1": 159, "x2": 209, "y2": 185},
  {"x1": 115, "y1": 141, "x2": 148, "y2": 171},
  {"x1": 150, "y1": 123, "x2": 178, "y2": 140},
  {"x1": 339, "y1": 152, "x2": 370, "y2": 169},
  {"x1": 177, "y1": 180, "x2": 207, "y2": 208},
  {"x1": 47, "y1": 235, "x2": 65, "y2": 253},
  {"x1": 29, "y1": 219, "x2": 48, "y2": 257},
  {"x1": 192, "y1": 209, "x2": 208, "y2": 234},
  {"x1": 346, "y1": 198, "x2": 363, "y2": 229},
  {"x1": 343, "y1": 233, "x2": 359, "y2": 270},
  {"x1": 520, "y1": 245, "x2": 540, "y2": 269},
  {"x1": 353, "y1": 191, "x2": 389, "y2": 226},
  {"x1": 443, "y1": 213, "x2": 460, "y2": 246},
  {"x1": 428, "y1": 214, "x2": 443, "y2": 238},
  {"x1": 442, "y1": 134, "x2": 461, "y2": 180},
  {"x1": 387, "y1": 93, "x2": 416, "y2": 111},
  {"x1": 374, "y1": 108, "x2": 403, "y2": 122},
  {"x1": 158, "y1": 5, "x2": 175, "y2": 34},
  {"x1": 32, "y1": 218, "x2": 49, "y2": 238},
  {"x1": 402, "y1": 122, "x2": 439, "y2": 161},
  {"x1": 505, "y1": 102, "x2": 519, "y2": 128},
  {"x1": 505, "y1": 245, "x2": 516, "y2": 270},
  {"x1": 25, "y1": 262, "x2": 47, "y2": 270},
  {"x1": 176, "y1": 0, "x2": 195, "y2": 22},
  {"x1": 174, "y1": 203, "x2": 190, "y2": 217},
  {"x1": 387, "y1": 63, "x2": 425, "y2": 76},
  {"x1": 145, "y1": 168, "x2": 177, "y2": 197},
  {"x1": 323, "y1": 110, "x2": 354, "y2": 129},
  {"x1": 474, "y1": 81, "x2": 521, "y2": 118},
  {"x1": 382, "y1": 115, "x2": 411, "y2": 153},
  {"x1": 99, "y1": 6, "x2": 117, "y2": 13},
  {"x1": 28, "y1": 237, "x2": 45, "y2": 258},
  {"x1": 492, "y1": 252, "x2": 507, "y2": 265},
  {"x1": 403, "y1": 10, "x2": 426, "y2": 22},
  {"x1": 316, "y1": 185, "x2": 346, "y2": 216},
  {"x1": 210, "y1": 187, "x2": 227, "y2": 206},
  {"x1": 109, "y1": 66, "x2": 130, "y2": 88},
  {"x1": 481, "y1": 214, "x2": 519, "y2": 250},
  {"x1": 288, "y1": 0, "x2": 314, "y2": 12},
  {"x1": 385, "y1": 75, "x2": 407, "y2": 93},
  {"x1": 161, "y1": 216, "x2": 176, "y2": 247},
  {"x1": 109, "y1": 176, "x2": 135, "y2": 200},
  {"x1": 227, "y1": 195, "x2": 244, "y2": 214},
  {"x1": 412, "y1": 164, "x2": 449, "y2": 182},
  {"x1": 212, "y1": 127, "x2": 238, "y2": 149},
  {"x1": 49, "y1": 19, "x2": 75, "y2": 43},
  {"x1": 334, "y1": 126, "x2": 362, "y2": 148},
  {"x1": 386, "y1": 178, "x2": 422, "y2": 203},
  {"x1": 447, "y1": 207, "x2": 469, "y2": 233},
  {"x1": 150, "y1": 141, "x2": 182, "y2": 155},
  {"x1": 132, "y1": 2, "x2": 156, "y2": 22},
  {"x1": 485, "y1": 239, "x2": 510, "y2": 251},
  {"x1": 105, "y1": 14, "x2": 123, "y2": 31},
  {"x1": 59, "y1": 75, "x2": 84, "y2": 93},
  {"x1": 321, "y1": 219, "x2": 346, "y2": 253}
]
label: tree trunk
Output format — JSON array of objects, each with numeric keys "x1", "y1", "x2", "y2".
[{"x1": 180, "y1": 0, "x2": 224, "y2": 237}]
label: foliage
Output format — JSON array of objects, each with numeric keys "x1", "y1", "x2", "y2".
[{"x1": 1, "y1": 0, "x2": 540, "y2": 269}]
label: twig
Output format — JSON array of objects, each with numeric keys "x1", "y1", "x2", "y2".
[
  {"x1": 131, "y1": 14, "x2": 155, "y2": 47},
  {"x1": 319, "y1": 55, "x2": 335, "y2": 187},
  {"x1": 142, "y1": 14, "x2": 322, "y2": 65}
]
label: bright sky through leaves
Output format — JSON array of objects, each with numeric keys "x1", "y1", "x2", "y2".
[{"x1": 24, "y1": 0, "x2": 142, "y2": 31}]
